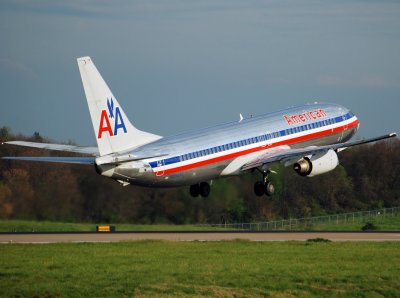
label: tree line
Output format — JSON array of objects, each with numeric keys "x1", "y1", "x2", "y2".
[{"x1": 0, "y1": 126, "x2": 398, "y2": 223}]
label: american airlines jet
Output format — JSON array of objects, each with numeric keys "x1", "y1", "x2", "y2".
[{"x1": 3, "y1": 57, "x2": 396, "y2": 197}]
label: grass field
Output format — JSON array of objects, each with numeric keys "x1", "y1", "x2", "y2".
[
  {"x1": 1, "y1": 213, "x2": 399, "y2": 233},
  {"x1": 1, "y1": 241, "x2": 399, "y2": 297}
]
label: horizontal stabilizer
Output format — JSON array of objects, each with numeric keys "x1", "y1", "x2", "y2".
[
  {"x1": 96, "y1": 153, "x2": 169, "y2": 166},
  {"x1": 2, "y1": 156, "x2": 95, "y2": 164},
  {"x1": 3, "y1": 141, "x2": 99, "y2": 155}
]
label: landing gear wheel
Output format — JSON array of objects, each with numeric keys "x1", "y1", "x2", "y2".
[
  {"x1": 190, "y1": 184, "x2": 200, "y2": 197},
  {"x1": 254, "y1": 168, "x2": 276, "y2": 197},
  {"x1": 199, "y1": 182, "x2": 210, "y2": 197},
  {"x1": 264, "y1": 181, "x2": 275, "y2": 196},
  {"x1": 254, "y1": 181, "x2": 264, "y2": 197}
]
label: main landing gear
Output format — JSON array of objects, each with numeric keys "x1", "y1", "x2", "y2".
[
  {"x1": 254, "y1": 170, "x2": 275, "y2": 197},
  {"x1": 190, "y1": 182, "x2": 210, "y2": 198}
]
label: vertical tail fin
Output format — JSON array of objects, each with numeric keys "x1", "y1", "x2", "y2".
[{"x1": 77, "y1": 56, "x2": 161, "y2": 156}]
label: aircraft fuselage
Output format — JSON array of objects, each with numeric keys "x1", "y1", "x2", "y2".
[{"x1": 97, "y1": 103, "x2": 359, "y2": 187}]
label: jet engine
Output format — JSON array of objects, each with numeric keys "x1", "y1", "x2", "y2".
[{"x1": 293, "y1": 149, "x2": 339, "y2": 177}]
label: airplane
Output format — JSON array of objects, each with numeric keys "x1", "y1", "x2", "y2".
[{"x1": 2, "y1": 56, "x2": 397, "y2": 198}]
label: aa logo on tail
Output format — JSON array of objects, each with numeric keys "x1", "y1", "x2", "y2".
[{"x1": 98, "y1": 98, "x2": 127, "y2": 139}]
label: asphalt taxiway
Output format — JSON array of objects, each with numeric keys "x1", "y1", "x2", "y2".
[{"x1": 1, "y1": 231, "x2": 400, "y2": 243}]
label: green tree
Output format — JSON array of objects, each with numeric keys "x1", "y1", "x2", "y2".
[{"x1": 0, "y1": 181, "x2": 12, "y2": 218}]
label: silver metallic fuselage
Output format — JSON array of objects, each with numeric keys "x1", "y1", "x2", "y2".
[{"x1": 96, "y1": 103, "x2": 359, "y2": 187}]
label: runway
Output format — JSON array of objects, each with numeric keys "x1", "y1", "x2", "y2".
[{"x1": 1, "y1": 231, "x2": 400, "y2": 243}]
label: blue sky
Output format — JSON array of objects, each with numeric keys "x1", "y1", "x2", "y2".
[{"x1": 0, "y1": 0, "x2": 399, "y2": 145}]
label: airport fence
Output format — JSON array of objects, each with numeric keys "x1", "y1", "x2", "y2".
[{"x1": 199, "y1": 207, "x2": 400, "y2": 231}]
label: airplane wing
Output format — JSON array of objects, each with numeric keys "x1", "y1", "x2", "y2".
[
  {"x1": 240, "y1": 132, "x2": 397, "y2": 171},
  {"x1": 3, "y1": 141, "x2": 99, "y2": 156}
]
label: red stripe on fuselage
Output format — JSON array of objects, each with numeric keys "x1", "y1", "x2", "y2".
[{"x1": 155, "y1": 118, "x2": 359, "y2": 176}]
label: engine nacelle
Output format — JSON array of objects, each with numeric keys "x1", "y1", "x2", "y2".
[{"x1": 293, "y1": 149, "x2": 339, "y2": 177}]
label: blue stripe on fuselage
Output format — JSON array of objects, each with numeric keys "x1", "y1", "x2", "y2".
[{"x1": 149, "y1": 112, "x2": 355, "y2": 169}]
